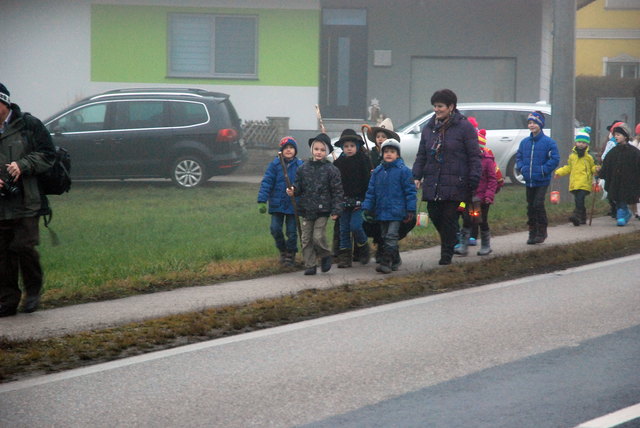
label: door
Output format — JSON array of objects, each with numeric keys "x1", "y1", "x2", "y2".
[
  {"x1": 319, "y1": 8, "x2": 368, "y2": 119},
  {"x1": 596, "y1": 97, "x2": 636, "y2": 151}
]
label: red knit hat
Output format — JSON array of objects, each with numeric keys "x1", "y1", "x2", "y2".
[
  {"x1": 635, "y1": 123, "x2": 640, "y2": 136},
  {"x1": 478, "y1": 129, "x2": 487, "y2": 146}
]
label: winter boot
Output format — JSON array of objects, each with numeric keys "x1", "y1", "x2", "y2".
[
  {"x1": 534, "y1": 224, "x2": 548, "y2": 244},
  {"x1": 337, "y1": 248, "x2": 352, "y2": 268},
  {"x1": 477, "y1": 230, "x2": 492, "y2": 256},
  {"x1": 454, "y1": 228, "x2": 471, "y2": 256},
  {"x1": 357, "y1": 242, "x2": 371, "y2": 265},
  {"x1": 376, "y1": 251, "x2": 393, "y2": 274},
  {"x1": 279, "y1": 251, "x2": 288, "y2": 265},
  {"x1": 569, "y1": 211, "x2": 580, "y2": 227},
  {"x1": 321, "y1": 255, "x2": 333, "y2": 272},
  {"x1": 391, "y1": 249, "x2": 402, "y2": 271},
  {"x1": 283, "y1": 251, "x2": 296, "y2": 267},
  {"x1": 617, "y1": 207, "x2": 632, "y2": 227},
  {"x1": 375, "y1": 244, "x2": 384, "y2": 264},
  {"x1": 438, "y1": 245, "x2": 454, "y2": 265},
  {"x1": 579, "y1": 208, "x2": 587, "y2": 225},
  {"x1": 526, "y1": 224, "x2": 537, "y2": 245}
]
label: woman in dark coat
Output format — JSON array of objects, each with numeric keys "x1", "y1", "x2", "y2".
[{"x1": 412, "y1": 89, "x2": 482, "y2": 265}]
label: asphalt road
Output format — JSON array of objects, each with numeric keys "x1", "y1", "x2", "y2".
[{"x1": 1, "y1": 255, "x2": 639, "y2": 427}]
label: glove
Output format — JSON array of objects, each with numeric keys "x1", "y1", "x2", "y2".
[
  {"x1": 258, "y1": 202, "x2": 267, "y2": 214},
  {"x1": 403, "y1": 211, "x2": 415, "y2": 223},
  {"x1": 363, "y1": 210, "x2": 375, "y2": 222}
]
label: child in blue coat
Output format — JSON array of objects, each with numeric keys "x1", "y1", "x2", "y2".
[
  {"x1": 257, "y1": 137, "x2": 303, "y2": 266},
  {"x1": 362, "y1": 139, "x2": 417, "y2": 274}
]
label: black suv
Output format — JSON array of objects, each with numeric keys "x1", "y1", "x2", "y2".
[{"x1": 45, "y1": 88, "x2": 247, "y2": 188}]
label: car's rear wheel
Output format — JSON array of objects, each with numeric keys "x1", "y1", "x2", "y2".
[
  {"x1": 507, "y1": 155, "x2": 525, "y2": 185},
  {"x1": 171, "y1": 155, "x2": 207, "y2": 188}
]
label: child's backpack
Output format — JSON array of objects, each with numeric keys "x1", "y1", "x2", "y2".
[
  {"x1": 495, "y1": 164, "x2": 505, "y2": 193},
  {"x1": 39, "y1": 145, "x2": 71, "y2": 195}
]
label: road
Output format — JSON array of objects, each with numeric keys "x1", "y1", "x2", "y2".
[{"x1": 1, "y1": 255, "x2": 639, "y2": 427}]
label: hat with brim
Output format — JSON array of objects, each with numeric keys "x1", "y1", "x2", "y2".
[
  {"x1": 308, "y1": 133, "x2": 334, "y2": 154},
  {"x1": 366, "y1": 118, "x2": 400, "y2": 143},
  {"x1": 606, "y1": 120, "x2": 623, "y2": 132},
  {"x1": 335, "y1": 128, "x2": 364, "y2": 148},
  {"x1": 612, "y1": 122, "x2": 632, "y2": 140}
]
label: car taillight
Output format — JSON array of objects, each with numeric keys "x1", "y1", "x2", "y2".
[{"x1": 216, "y1": 128, "x2": 238, "y2": 143}]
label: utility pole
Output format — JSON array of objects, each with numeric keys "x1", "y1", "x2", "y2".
[{"x1": 550, "y1": 0, "x2": 577, "y2": 202}]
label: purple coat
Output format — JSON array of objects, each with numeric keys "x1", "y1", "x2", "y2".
[
  {"x1": 475, "y1": 148, "x2": 498, "y2": 204},
  {"x1": 412, "y1": 111, "x2": 482, "y2": 202}
]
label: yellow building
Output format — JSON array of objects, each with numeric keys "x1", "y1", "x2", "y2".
[{"x1": 577, "y1": 0, "x2": 640, "y2": 77}]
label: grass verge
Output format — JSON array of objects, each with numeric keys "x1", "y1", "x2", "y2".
[{"x1": 2, "y1": 230, "x2": 639, "y2": 384}]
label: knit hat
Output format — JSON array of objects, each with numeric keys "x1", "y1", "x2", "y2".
[
  {"x1": 380, "y1": 138, "x2": 401, "y2": 156},
  {"x1": 308, "y1": 133, "x2": 334, "y2": 154},
  {"x1": 478, "y1": 129, "x2": 487, "y2": 146},
  {"x1": 468, "y1": 116, "x2": 479, "y2": 130},
  {"x1": 279, "y1": 136, "x2": 298, "y2": 155},
  {"x1": 366, "y1": 118, "x2": 400, "y2": 143},
  {"x1": 527, "y1": 111, "x2": 545, "y2": 129},
  {"x1": 335, "y1": 128, "x2": 364, "y2": 148},
  {"x1": 612, "y1": 122, "x2": 632, "y2": 140},
  {"x1": 635, "y1": 123, "x2": 640, "y2": 136},
  {"x1": 0, "y1": 83, "x2": 10, "y2": 108},
  {"x1": 606, "y1": 119, "x2": 623, "y2": 132},
  {"x1": 574, "y1": 127, "x2": 591, "y2": 144}
]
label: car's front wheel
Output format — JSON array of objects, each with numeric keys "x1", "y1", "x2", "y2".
[
  {"x1": 507, "y1": 155, "x2": 525, "y2": 185},
  {"x1": 171, "y1": 155, "x2": 207, "y2": 188}
]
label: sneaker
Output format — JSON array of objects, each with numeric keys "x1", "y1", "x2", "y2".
[
  {"x1": 468, "y1": 237, "x2": 477, "y2": 246},
  {"x1": 304, "y1": 266, "x2": 317, "y2": 275},
  {"x1": 617, "y1": 208, "x2": 632, "y2": 226}
]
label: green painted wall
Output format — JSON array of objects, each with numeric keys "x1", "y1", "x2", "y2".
[{"x1": 91, "y1": 4, "x2": 319, "y2": 86}]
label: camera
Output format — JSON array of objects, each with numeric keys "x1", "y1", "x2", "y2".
[{"x1": 0, "y1": 169, "x2": 21, "y2": 199}]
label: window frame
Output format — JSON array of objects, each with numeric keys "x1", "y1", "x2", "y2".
[{"x1": 167, "y1": 13, "x2": 258, "y2": 80}]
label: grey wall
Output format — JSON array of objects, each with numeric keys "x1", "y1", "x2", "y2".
[{"x1": 323, "y1": 0, "x2": 545, "y2": 124}]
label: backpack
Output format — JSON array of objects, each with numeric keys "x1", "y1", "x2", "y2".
[
  {"x1": 495, "y1": 164, "x2": 505, "y2": 193},
  {"x1": 39, "y1": 145, "x2": 71, "y2": 195}
]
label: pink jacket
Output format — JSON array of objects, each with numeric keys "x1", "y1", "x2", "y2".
[{"x1": 474, "y1": 148, "x2": 498, "y2": 204}]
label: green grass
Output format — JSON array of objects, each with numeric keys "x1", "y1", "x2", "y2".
[{"x1": 37, "y1": 180, "x2": 610, "y2": 307}]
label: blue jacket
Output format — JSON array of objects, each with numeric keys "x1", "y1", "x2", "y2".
[
  {"x1": 412, "y1": 111, "x2": 482, "y2": 202},
  {"x1": 257, "y1": 156, "x2": 303, "y2": 215},
  {"x1": 363, "y1": 158, "x2": 417, "y2": 221},
  {"x1": 516, "y1": 130, "x2": 560, "y2": 187}
]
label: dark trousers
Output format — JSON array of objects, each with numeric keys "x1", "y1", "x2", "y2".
[
  {"x1": 526, "y1": 186, "x2": 548, "y2": 227},
  {"x1": 270, "y1": 213, "x2": 298, "y2": 253},
  {"x1": 571, "y1": 189, "x2": 589, "y2": 220},
  {"x1": 0, "y1": 216, "x2": 42, "y2": 308},
  {"x1": 427, "y1": 200, "x2": 460, "y2": 259}
]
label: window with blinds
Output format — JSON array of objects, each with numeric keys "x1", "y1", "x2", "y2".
[{"x1": 168, "y1": 13, "x2": 257, "y2": 79}]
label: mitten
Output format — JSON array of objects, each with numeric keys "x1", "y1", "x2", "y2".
[
  {"x1": 403, "y1": 211, "x2": 415, "y2": 223},
  {"x1": 258, "y1": 202, "x2": 267, "y2": 214}
]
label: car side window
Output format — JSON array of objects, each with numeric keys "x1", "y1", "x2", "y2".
[
  {"x1": 169, "y1": 101, "x2": 209, "y2": 127},
  {"x1": 52, "y1": 103, "x2": 107, "y2": 133},
  {"x1": 114, "y1": 101, "x2": 167, "y2": 130},
  {"x1": 462, "y1": 110, "x2": 506, "y2": 130}
]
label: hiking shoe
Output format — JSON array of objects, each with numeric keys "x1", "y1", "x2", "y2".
[
  {"x1": 320, "y1": 256, "x2": 332, "y2": 272},
  {"x1": 304, "y1": 266, "x2": 317, "y2": 275}
]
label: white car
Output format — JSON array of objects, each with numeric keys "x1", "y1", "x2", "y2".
[{"x1": 394, "y1": 102, "x2": 581, "y2": 184}]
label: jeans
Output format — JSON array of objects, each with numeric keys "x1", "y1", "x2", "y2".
[
  {"x1": 339, "y1": 208, "x2": 367, "y2": 249},
  {"x1": 526, "y1": 186, "x2": 548, "y2": 226},
  {"x1": 270, "y1": 213, "x2": 298, "y2": 253},
  {"x1": 0, "y1": 216, "x2": 42, "y2": 308},
  {"x1": 380, "y1": 220, "x2": 401, "y2": 252}
]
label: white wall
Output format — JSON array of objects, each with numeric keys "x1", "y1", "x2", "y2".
[{"x1": 1, "y1": 0, "x2": 320, "y2": 129}]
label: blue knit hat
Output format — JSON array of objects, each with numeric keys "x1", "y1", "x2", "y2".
[
  {"x1": 279, "y1": 136, "x2": 298, "y2": 155},
  {"x1": 527, "y1": 111, "x2": 545, "y2": 129}
]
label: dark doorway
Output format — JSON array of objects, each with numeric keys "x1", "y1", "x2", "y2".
[{"x1": 319, "y1": 8, "x2": 368, "y2": 119}]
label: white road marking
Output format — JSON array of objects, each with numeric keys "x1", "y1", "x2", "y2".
[{"x1": 575, "y1": 403, "x2": 640, "y2": 427}]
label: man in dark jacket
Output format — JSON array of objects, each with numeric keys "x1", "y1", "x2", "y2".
[
  {"x1": 0, "y1": 83, "x2": 55, "y2": 317},
  {"x1": 412, "y1": 89, "x2": 481, "y2": 265}
]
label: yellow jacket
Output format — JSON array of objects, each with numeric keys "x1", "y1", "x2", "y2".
[{"x1": 555, "y1": 147, "x2": 597, "y2": 192}]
